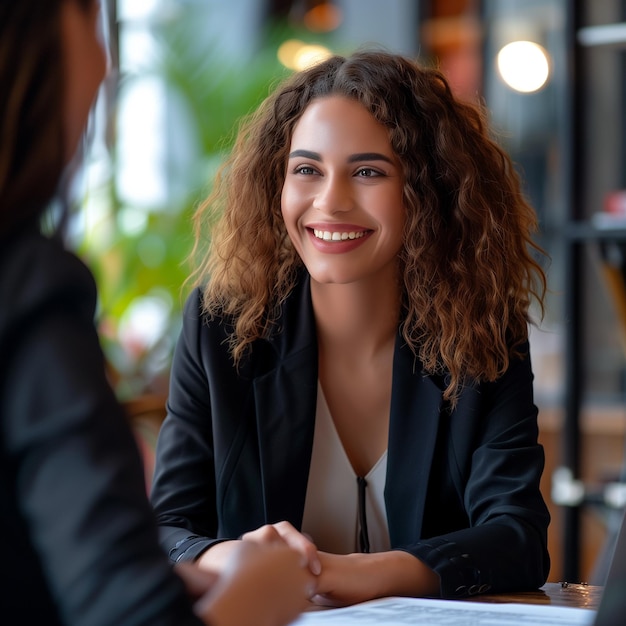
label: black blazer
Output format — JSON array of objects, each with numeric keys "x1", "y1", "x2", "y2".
[
  {"x1": 151, "y1": 273, "x2": 551, "y2": 598},
  {"x1": 0, "y1": 230, "x2": 202, "y2": 626}
]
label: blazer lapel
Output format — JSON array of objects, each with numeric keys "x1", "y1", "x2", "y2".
[
  {"x1": 253, "y1": 272, "x2": 318, "y2": 528},
  {"x1": 385, "y1": 338, "x2": 444, "y2": 546},
  {"x1": 253, "y1": 351, "x2": 317, "y2": 528}
]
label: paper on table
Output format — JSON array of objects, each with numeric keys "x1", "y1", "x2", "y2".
[{"x1": 289, "y1": 596, "x2": 596, "y2": 626}]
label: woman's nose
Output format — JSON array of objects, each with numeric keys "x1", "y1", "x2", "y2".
[{"x1": 312, "y1": 175, "x2": 353, "y2": 214}]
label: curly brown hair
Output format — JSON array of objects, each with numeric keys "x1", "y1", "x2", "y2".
[{"x1": 190, "y1": 49, "x2": 547, "y2": 403}]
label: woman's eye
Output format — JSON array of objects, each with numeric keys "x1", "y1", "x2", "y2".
[
  {"x1": 356, "y1": 168, "x2": 381, "y2": 177},
  {"x1": 294, "y1": 165, "x2": 317, "y2": 175}
]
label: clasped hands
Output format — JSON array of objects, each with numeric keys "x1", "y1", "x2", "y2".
[
  {"x1": 238, "y1": 521, "x2": 371, "y2": 606},
  {"x1": 196, "y1": 520, "x2": 437, "y2": 609}
]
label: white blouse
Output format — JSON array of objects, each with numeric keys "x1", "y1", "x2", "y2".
[{"x1": 301, "y1": 382, "x2": 391, "y2": 554}]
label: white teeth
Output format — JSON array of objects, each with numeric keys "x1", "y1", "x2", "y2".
[{"x1": 313, "y1": 229, "x2": 366, "y2": 241}]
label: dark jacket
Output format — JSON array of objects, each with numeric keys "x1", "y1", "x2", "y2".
[
  {"x1": 0, "y1": 229, "x2": 202, "y2": 625},
  {"x1": 151, "y1": 273, "x2": 551, "y2": 599}
]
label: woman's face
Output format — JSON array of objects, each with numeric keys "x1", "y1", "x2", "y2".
[
  {"x1": 281, "y1": 96, "x2": 405, "y2": 287},
  {"x1": 60, "y1": 0, "x2": 107, "y2": 163}
]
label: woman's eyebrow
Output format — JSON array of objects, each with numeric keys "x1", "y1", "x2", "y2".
[
  {"x1": 288, "y1": 149, "x2": 321, "y2": 160},
  {"x1": 347, "y1": 152, "x2": 394, "y2": 164},
  {"x1": 288, "y1": 149, "x2": 394, "y2": 164}
]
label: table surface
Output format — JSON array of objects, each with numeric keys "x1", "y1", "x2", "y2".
[
  {"x1": 466, "y1": 582, "x2": 601, "y2": 610},
  {"x1": 305, "y1": 582, "x2": 602, "y2": 612}
]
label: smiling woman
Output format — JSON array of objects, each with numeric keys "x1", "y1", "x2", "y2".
[{"x1": 151, "y1": 48, "x2": 551, "y2": 607}]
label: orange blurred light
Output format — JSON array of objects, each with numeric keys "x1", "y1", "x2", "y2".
[{"x1": 303, "y1": 3, "x2": 342, "y2": 33}]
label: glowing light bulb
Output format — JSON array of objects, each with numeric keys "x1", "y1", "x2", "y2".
[{"x1": 497, "y1": 40, "x2": 550, "y2": 93}]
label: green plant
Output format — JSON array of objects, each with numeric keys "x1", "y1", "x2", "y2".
[{"x1": 80, "y1": 10, "x2": 298, "y2": 400}]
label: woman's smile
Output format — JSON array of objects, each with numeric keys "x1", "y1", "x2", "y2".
[{"x1": 306, "y1": 223, "x2": 373, "y2": 254}]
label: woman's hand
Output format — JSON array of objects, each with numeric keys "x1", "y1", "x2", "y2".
[
  {"x1": 197, "y1": 521, "x2": 321, "y2": 577},
  {"x1": 193, "y1": 541, "x2": 316, "y2": 626},
  {"x1": 311, "y1": 550, "x2": 440, "y2": 607},
  {"x1": 241, "y1": 521, "x2": 322, "y2": 576}
]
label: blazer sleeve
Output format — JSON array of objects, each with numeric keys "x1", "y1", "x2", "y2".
[
  {"x1": 150, "y1": 289, "x2": 224, "y2": 562},
  {"x1": 406, "y1": 347, "x2": 551, "y2": 597},
  {"x1": 2, "y1": 248, "x2": 202, "y2": 625}
]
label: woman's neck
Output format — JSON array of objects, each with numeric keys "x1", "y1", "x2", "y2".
[{"x1": 310, "y1": 274, "x2": 401, "y2": 359}]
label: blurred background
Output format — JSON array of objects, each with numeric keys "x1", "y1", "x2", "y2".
[{"x1": 72, "y1": 0, "x2": 626, "y2": 587}]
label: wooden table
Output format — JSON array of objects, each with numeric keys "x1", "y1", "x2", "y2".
[
  {"x1": 468, "y1": 582, "x2": 601, "y2": 610},
  {"x1": 306, "y1": 582, "x2": 602, "y2": 612}
]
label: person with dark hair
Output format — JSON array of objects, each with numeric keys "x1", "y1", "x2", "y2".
[
  {"x1": 0, "y1": 1, "x2": 314, "y2": 624},
  {"x1": 150, "y1": 48, "x2": 551, "y2": 607}
]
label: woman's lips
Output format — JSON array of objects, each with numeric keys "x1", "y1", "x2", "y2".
[{"x1": 306, "y1": 226, "x2": 372, "y2": 253}]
